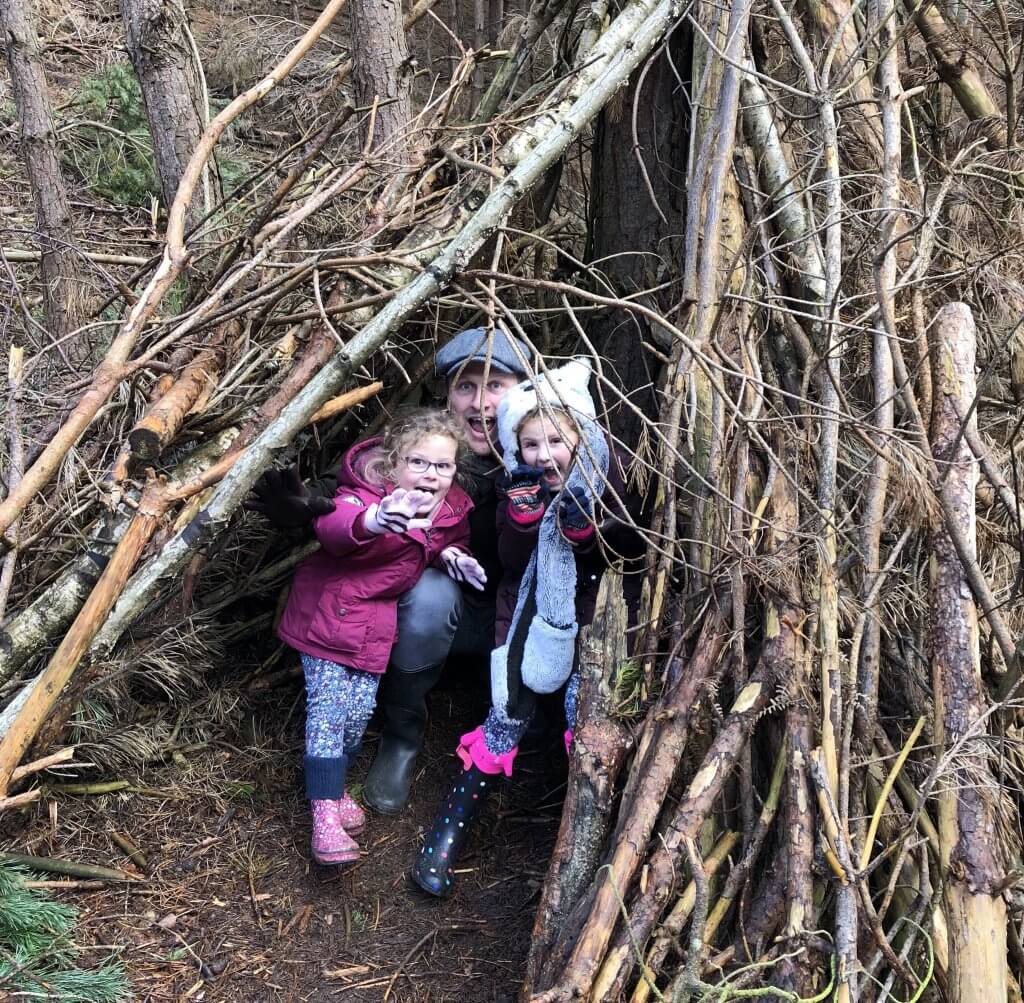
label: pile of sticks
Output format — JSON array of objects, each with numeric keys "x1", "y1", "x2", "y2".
[{"x1": 1, "y1": 0, "x2": 1023, "y2": 998}]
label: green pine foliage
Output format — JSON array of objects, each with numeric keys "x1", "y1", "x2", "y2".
[
  {"x1": 0, "y1": 863, "x2": 129, "y2": 1001},
  {"x1": 65, "y1": 62, "x2": 160, "y2": 207},
  {"x1": 63, "y1": 61, "x2": 250, "y2": 210},
  {"x1": 613, "y1": 656, "x2": 643, "y2": 717}
]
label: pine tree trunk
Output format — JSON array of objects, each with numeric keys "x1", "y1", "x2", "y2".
[
  {"x1": 930, "y1": 301, "x2": 1008, "y2": 1003},
  {"x1": 1, "y1": 0, "x2": 87, "y2": 353},
  {"x1": 121, "y1": 0, "x2": 205, "y2": 229},
  {"x1": 350, "y1": 0, "x2": 413, "y2": 153}
]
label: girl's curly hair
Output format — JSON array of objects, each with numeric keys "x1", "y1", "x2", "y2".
[{"x1": 363, "y1": 408, "x2": 469, "y2": 487}]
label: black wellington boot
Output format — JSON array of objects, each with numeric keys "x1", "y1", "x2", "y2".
[
  {"x1": 363, "y1": 662, "x2": 443, "y2": 814},
  {"x1": 409, "y1": 765, "x2": 493, "y2": 898}
]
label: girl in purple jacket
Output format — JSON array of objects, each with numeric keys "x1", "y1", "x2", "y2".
[{"x1": 278, "y1": 409, "x2": 487, "y2": 865}]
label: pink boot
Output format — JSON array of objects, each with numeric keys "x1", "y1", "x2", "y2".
[
  {"x1": 335, "y1": 791, "x2": 365, "y2": 835},
  {"x1": 310, "y1": 800, "x2": 359, "y2": 865}
]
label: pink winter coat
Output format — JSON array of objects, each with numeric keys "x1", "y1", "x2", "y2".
[{"x1": 278, "y1": 438, "x2": 474, "y2": 673}]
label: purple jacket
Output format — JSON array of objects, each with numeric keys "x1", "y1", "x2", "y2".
[{"x1": 278, "y1": 438, "x2": 473, "y2": 673}]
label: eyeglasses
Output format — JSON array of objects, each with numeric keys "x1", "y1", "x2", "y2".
[{"x1": 403, "y1": 455, "x2": 457, "y2": 477}]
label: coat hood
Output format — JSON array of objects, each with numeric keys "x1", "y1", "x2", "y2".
[{"x1": 336, "y1": 436, "x2": 387, "y2": 493}]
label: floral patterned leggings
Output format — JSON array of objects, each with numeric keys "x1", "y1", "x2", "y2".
[{"x1": 302, "y1": 654, "x2": 380, "y2": 758}]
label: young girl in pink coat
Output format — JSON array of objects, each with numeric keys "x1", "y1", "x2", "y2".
[{"x1": 278, "y1": 409, "x2": 487, "y2": 865}]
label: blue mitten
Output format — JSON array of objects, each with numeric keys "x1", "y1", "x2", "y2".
[{"x1": 557, "y1": 484, "x2": 593, "y2": 531}]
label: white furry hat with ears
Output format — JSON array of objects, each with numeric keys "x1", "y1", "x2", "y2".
[{"x1": 496, "y1": 358, "x2": 597, "y2": 470}]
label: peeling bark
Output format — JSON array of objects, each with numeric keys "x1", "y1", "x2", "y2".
[
  {"x1": 0, "y1": 510, "x2": 130, "y2": 686},
  {"x1": 930, "y1": 301, "x2": 1007, "y2": 1003}
]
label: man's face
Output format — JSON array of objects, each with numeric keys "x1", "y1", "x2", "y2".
[{"x1": 446, "y1": 362, "x2": 521, "y2": 456}]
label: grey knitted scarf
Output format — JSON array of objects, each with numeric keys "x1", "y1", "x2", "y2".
[{"x1": 490, "y1": 417, "x2": 610, "y2": 722}]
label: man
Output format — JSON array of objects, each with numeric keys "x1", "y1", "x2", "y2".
[{"x1": 248, "y1": 327, "x2": 531, "y2": 813}]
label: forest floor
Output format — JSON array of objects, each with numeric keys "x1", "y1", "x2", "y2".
[{"x1": 1, "y1": 661, "x2": 566, "y2": 1002}]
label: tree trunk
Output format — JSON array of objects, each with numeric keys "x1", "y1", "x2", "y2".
[
  {"x1": 350, "y1": 0, "x2": 413, "y2": 153},
  {"x1": 930, "y1": 301, "x2": 1008, "y2": 1003},
  {"x1": 473, "y1": 0, "x2": 487, "y2": 103},
  {"x1": 121, "y1": 0, "x2": 205, "y2": 229},
  {"x1": 0, "y1": 0, "x2": 87, "y2": 353},
  {"x1": 585, "y1": 22, "x2": 688, "y2": 444}
]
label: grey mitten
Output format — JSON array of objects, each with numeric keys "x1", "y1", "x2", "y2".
[{"x1": 520, "y1": 615, "x2": 579, "y2": 693}]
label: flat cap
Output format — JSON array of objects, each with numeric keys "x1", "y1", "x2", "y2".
[{"x1": 435, "y1": 327, "x2": 532, "y2": 380}]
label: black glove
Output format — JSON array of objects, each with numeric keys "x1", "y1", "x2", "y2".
[
  {"x1": 506, "y1": 464, "x2": 549, "y2": 520},
  {"x1": 243, "y1": 465, "x2": 335, "y2": 529},
  {"x1": 557, "y1": 484, "x2": 593, "y2": 531}
]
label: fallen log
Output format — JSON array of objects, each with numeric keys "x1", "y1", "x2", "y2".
[
  {"x1": 0, "y1": 851, "x2": 142, "y2": 882},
  {"x1": 125, "y1": 337, "x2": 227, "y2": 464},
  {"x1": 0, "y1": 507, "x2": 132, "y2": 685},
  {"x1": 0, "y1": 789, "x2": 40, "y2": 812}
]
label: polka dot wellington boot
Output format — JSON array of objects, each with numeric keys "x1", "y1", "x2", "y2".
[{"x1": 409, "y1": 765, "x2": 492, "y2": 897}]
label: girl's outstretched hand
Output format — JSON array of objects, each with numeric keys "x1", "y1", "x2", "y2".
[
  {"x1": 364, "y1": 488, "x2": 433, "y2": 534},
  {"x1": 440, "y1": 548, "x2": 488, "y2": 591}
]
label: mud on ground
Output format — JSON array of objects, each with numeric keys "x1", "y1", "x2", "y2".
[{"x1": 2, "y1": 664, "x2": 566, "y2": 1002}]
